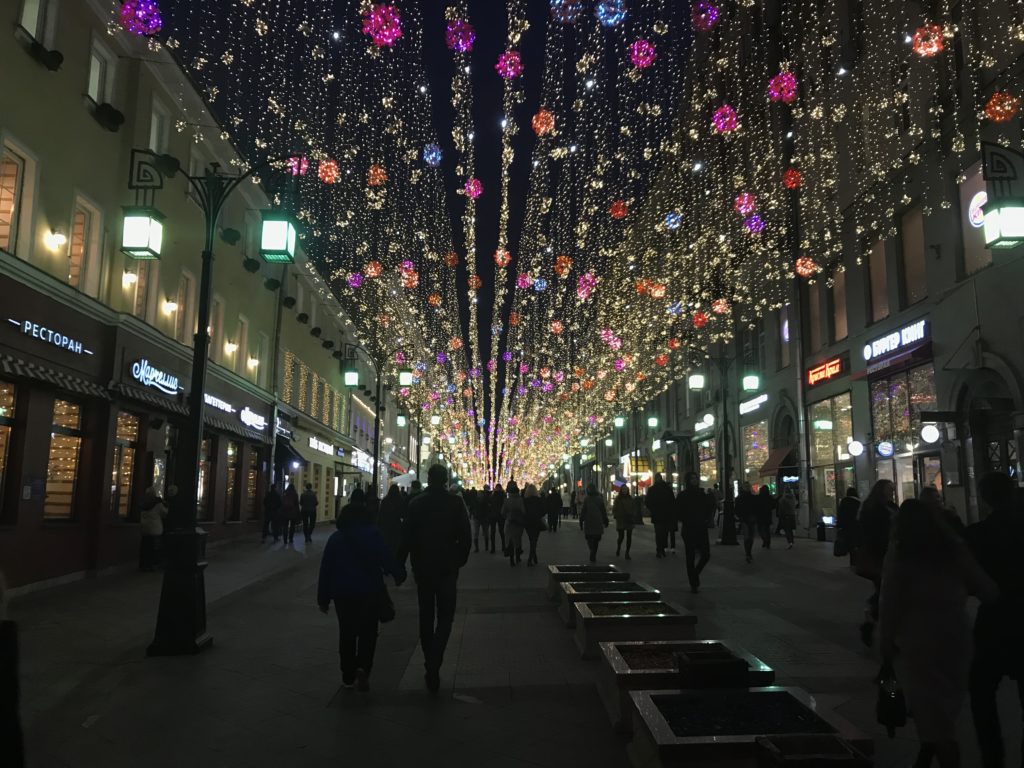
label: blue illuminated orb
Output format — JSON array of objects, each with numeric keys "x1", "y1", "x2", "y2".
[
  {"x1": 595, "y1": 0, "x2": 627, "y2": 27},
  {"x1": 665, "y1": 211, "x2": 683, "y2": 231},
  {"x1": 423, "y1": 143, "x2": 442, "y2": 168}
]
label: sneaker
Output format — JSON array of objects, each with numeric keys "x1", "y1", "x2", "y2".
[
  {"x1": 425, "y1": 669, "x2": 441, "y2": 694},
  {"x1": 625, "y1": 553, "x2": 631, "y2": 560},
  {"x1": 342, "y1": 673, "x2": 356, "y2": 689},
  {"x1": 355, "y1": 668, "x2": 369, "y2": 692}
]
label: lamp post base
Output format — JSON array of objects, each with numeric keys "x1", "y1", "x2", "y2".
[{"x1": 147, "y1": 528, "x2": 213, "y2": 657}]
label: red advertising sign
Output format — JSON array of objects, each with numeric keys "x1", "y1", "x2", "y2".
[{"x1": 807, "y1": 354, "x2": 847, "y2": 387}]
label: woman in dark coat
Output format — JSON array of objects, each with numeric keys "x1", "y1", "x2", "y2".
[
  {"x1": 522, "y1": 484, "x2": 546, "y2": 566},
  {"x1": 755, "y1": 485, "x2": 776, "y2": 549},
  {"x1": 378, "y1": 484, "x2": 406, "y2": 560},
  {"x1": 856, "y1": 479, "x2": 898, "y2": 647},
  {"x1": 580, "y1": 484, "x2": 610, "y2": 563},
  {"x1": 488, "y1": 484, "x2": 507, "y2": 554},
  {"x1": 282, "y1": 481, "x2": 301, "y2": 544},
  {"x1": 317, "y1": 490, "x2": 403, "y2": 692},
  {"x1": 836, "y1": 487, "x2": 861, "y2": 565},
  {"x1": 735, "y1": 483, "x2": 758, "y2": 563}
]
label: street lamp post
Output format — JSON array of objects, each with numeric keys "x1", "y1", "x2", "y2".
[{"x1": 124, "y1": 150, "x2": 297, "y2": 656}]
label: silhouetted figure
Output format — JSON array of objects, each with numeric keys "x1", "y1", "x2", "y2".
[
  {"x1": 646, "y1": 473, "x2": 676, "y2": 557},
  {"x1": 488, "y1": 484, "x2": 506, "y2": 554},
  {"x1": 397, "y1": 464, "x2": 471, "y2": 694},
  {"x1": 263, "y1": 484, "x2": 282, "y2": 542},
  {"x1": 966, "y1": 472, "x2": 1024, "y2": 768},
  {"x1": 282, "y1": 481, "x2": 300, "y2": 544},
  {"x1": 378, "y1": 484, "x2": 406, "y2": 560},
  {"x1": 857, "y1": 479, "x2": 898, "y2": 646},
  {"x1": 139, "y1": 486, "x2": 167, "y2": 571},
  {"x1": 736, "y1": 483, "x2": 758, "y2": 563},
  {"x1": 836, "y1": 487, "x2": 860, "y2": 565},
  {"x1": 580, "y1": 484, "x2": 609, "y2": 563},
  {"x1": 678, "y1": 473, "x2": 714, "y2": 593},
  {"x1": 545, "y1": 488, "x2": 561, "y2": 532},
  {"x1": 502, "y1": 481, "x2": 526, "y2": 567},
  {"x1": 300, "y1": 483, "x2": 319, "y2": 543},
  {"x1": 523, "y1": 484, "x2": 546, "y2": 566},
  {"x1": 756, "y1": 485, "x2": 775, "y2": 549},
  {"x1": 473, "y1": 486, "x2": 492, "y2": 552},
  {"x1": 777, "y1": 488, "x2": 797, "y2": 548},
  {"x1": 880, "y1": 499, "x2": 997, "y2": 768},
  {"x1": 920, "y1": 486, "x2": 965, "y2": 535},
  {"x1": 613, "y1": 485, "x2": 635, "y2": 559}
]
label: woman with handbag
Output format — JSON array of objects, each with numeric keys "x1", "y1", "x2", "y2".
[
  {"x1": 879, "y1": 498, "x2": 998, "y2": 767},
  {"x1": 522, "y1": 484, "x2": 546, "y2": 566},
  {"x1": 855, "y1": 480, "x2": 898, "y2": 646},
  {"x1": 317, "y1": 488, "x2": 404, "y2": 692}
]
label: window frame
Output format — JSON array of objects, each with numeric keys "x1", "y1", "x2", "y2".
[
  {"x1": 44, "y1": 398, "x2": 84, "y2": 521},
  {"x1": 19, "y1": 0, "x2": 56, "y2": 46},
  {"x1": 0, "y1": 380, "x2": 17, "y2": 522},
  {"x1": 67, "y1": 194, "x2": 103, "y2": 297},
  {"x1": 831, "y1": 269, "x2": 848, "y2": 342},
  {"x1": 868, "y1": 239, "x2": 890, "y2": 324},
  {"x1": 148, "y1": 99, "x2": 171, "y2": 154},
  {"x1": 110, "y1": 411, "x2": 142, "y2": 522},
  {"x1": 175, "y1": 270, "x2": 197, "y2": 345},
  {"x1": 0, "y1": 146, "x2": 27, "y2": 257},
  {"x1": 899, "y1": 206, "x2": 928, "y2": 308},
  {"x1": 86, "y1": 38, "x2": 117, "y2": 106}
]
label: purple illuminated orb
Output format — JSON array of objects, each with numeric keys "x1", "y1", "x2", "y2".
[
  {"x1": 445, "y1": 19, "x2": 475, "y2": 53},
  {"x1": 691, "y1": 2, "x2": 719, "y2": 32},
  {"x1": 495, "y1": 50, "x2": 524, "y2": 79},
  {"x1": 464, "y1": 177, "x2": 483, "y2": 199},
  {"x1": 767, "y1": 71, "x2": 799, "y2": 104},
  {"x1": 744, "y1": 214, "x2": 766, "y2": 234},
  {"x1": 120, "y1": 0, "x2": 163, "y2": 36},
  {"x1": 712, "y1": 104, "x2": 738, "y2": 133},
  {"x1": 347, "y1": 273, "x2": 364, "y2": 289},
  {"x1": 629, "y1": 39, "x2": 656, "y2": 69},
  {"x1": 362, "y1": 5, "x2": 403, "y2": 48}
]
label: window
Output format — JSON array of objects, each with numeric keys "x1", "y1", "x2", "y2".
[
  {"x1": 67, "y1": 203, "x2": 93, "y2": 290},
  {"x1": 743, "y1": 421, "x2": 770, "y2": 485},
  {"x1": 807, "y1": 392, "x2": 856, "y2": 520},
  {"x1": 869, "y1": 240, "x2": 889, "y2": 322},
  {"x1": 87, "y1": 42, "x2": 115, "y2": 104},
  {"x1": 225, "y1": 441, "x2": 241, "y2": 522},
  {"x1": 0, "y1": 149, "x2": 26, "y2": 254},
  {"x1": 235, "y1": 315, "x2": 249, "y2": 375},
  {"x1": 960, "y1": 162, "x2": 992, "y2": 276},
  {"x1": 832, "y1": 270, "x2": 848, "y2": 342},
  {"x1": 175, "y1": 272, "x2": 195, "y2": 344},
  {"x1": 197, "y1": 436, "x2": 214, "y2": 521},
  {"x1": 255, "y1": 332, "x2": 269, "y2": 386},
  {"x1": 110, "y1": 412, "x2": 139, "y2": 520},
  {"x1": 808, "y1": 282, "x2": 822, "y2": 352},
  {"x1": 901, "y1": 207, "x2": 927, "y2": 306},
  {"x1": 19, "y1": 0, "x2": 54, "y2": 43},
  {"x1": 778, "y1": 305, "x2": 791, "y2": 369},
  {"x1": 209, "y1": 296, "x2": 225, "y2": 362},
  {"x1": 0, "y1": 381, "x2": 15, "y2": 519},
  {"x1": 870, "y1": 364, "x2": 938, "y2": 450},
  {"x1": 131, "y1": 262, "x2": 152, "y2": 320},
  {"x1": 244, "y1": 450, "x2": 260, "y2": 521},
  {"x1": 149, "y1": 101, "x2": 170, "y2": 154},
  {"x1": 44, "y1": 399, "x2": 84, "y2": 519}
]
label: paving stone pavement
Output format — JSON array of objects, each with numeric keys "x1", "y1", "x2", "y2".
[{"x1": 9, "y1": 518, "x2": 1022, "y2": 767}]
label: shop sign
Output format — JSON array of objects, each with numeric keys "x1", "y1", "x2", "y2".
[
  {"x1": 131, "y1": 358, "x2": 180, "y2": 395},
  {"x1": 863, "y1": 319, "x2": 928, "y2": 362},
  {"x1": 308, "y1": 436, "x2": 335, "y2": 456},
  {"x1": 204, "y1": 393, "x2": 235, "y2": 414},
  {"x1": 336, "y1": 447, "x2": 346, "y2": 458},
  {"x1": 738, "y1": 393, "x2": 768, "y2": 415},
  {"x1": 352, "y1": 449, "x2": 373, "y2": 472},
  {"x1": 9, "y1": 317, "x2": 94, "y2": 356},
  {"x1": 807, "y1": 354, "x2": 847, "y2": 387},
  {"x1": 275, "y1": 417, "x2": 293, "y2": 439},
  {"x1": 240, "y1": 407, "x2": 267, "y2": 431},
  {"x1": 389, "y1": 461, "x2": 405, "y2": 472},
  {"x1": 877, "y1": 441, "x2": 895, "y2": 458},
  {"x1": 780, "y1": 474, "x2": 800, "y2": 484}
]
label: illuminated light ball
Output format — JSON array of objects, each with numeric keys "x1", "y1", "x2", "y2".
[
  {"x1": 744, "y1": 214, "x2": 766, "y2": 234},
  {"x1": 423, "y1": 143, "x2": 442, "y2": 168},
  {"x1": 445, "y1": 19, "x2": 475, "y2": 53},
  {"x1": 368, "y1": 163, "x2": 387, "y2": 186},
  {"x1": 532, "y1": 108, "x2": 556, "y2": 136},
  {"x1": 733, "y1": 192, "x2": 757, "y2": 216},
  {"x1": 667, "y1": 338, "x2": 681, "y2": 350},
  {"x1": 318, "y1": 160, "x2": 340, "y2": 185},
  {"x1": 554, "y1": 254, "x2": 573, "y2": 277},
  {"x1": 595, "y1": 0, "x2": 627, "y2": 28},
  {"x1": 509, "y1": 311, "x2": 520, "y2": 326},
  {"x1": 287, "y1": 156, "x2": 308, "y2": 177},
  {"x1": 577, "y1": 272, "x2": 597, "y2": 301},
  {"x1": 362, "y1": 4, "x2": 403, "y2": 48},
  {"x1": 712, "y1": 298, "x2": 730, "y2": 314},
  {"x1": 604, "y1": 390, "x2": 616, "y2": 402},
  {"x1": 533, "y1": 278, "x2": 549, "y2": 292},
  {"x1": 444, "y1": 251, "x2": 459, "y2": 267},
  {"x1": 464, "y1": 177, "x2": 483, "y2": 199},
  {"x1": 609, "y1": 199, "x2": 629, "y2": 219},
  {"x1": 583, "y1": 380, "x2": 595, "y2": 391},
  {"x1": 427, "y1": 293, "x2": 442, "y2": 307},
  {"x1": 613, "y1": 358, "x2": 626, "y2": 372},
  {"x1": 502, "y1": 351, "x2": 513, "y2": 362},
  {"x1": 401, "y1": 270, "x2": 419, "y2": 289},
  {"x1": 365, "y1": 260, "x2": 382, "y2": 278},
  {"x1": 494, "y1": 249, "x2": 511, "y2": 268},
  {"x1": 692, "y1": 311, "x2": 710, "y2": 329},
  {"x1": 767, "y1": 71, "x2": 799, "y2": 104},
  {"x1": 120, "y1": 0, "x2": 163, "y2": 36},
  {"x1": 795, "y1": 256, "x2": 819, "y2": 277},
  {"x1": 691, "y1": 1, "x2": 719, "y2": 32},
  {"x1": 550, "y1": 320, "x2": 564, "y2": 335},
  {"x1": 783, "y1": 168, "x2": 803, "y2": 190},
  {"x1": 495, "y1": 50, "x2": 524, "y2": 79},
  {"x1": 400, "y1": 259, "x2": 415, "y2": 273},
  {"x1": 635, "y1": 278, "x2": 651, "y2": 296},
  {"x1": 467, "y1": 275, "x2": 482, "y2": 290},
  {"x1": 436, "y1": 352, "x2": 448, "y2": 365},
  {"x1": 449, "y1": 336, "x2": 463, "y2": 350},
  {"x1": 712, "y1": 104, "x2": 739, "y2": 134},
  {"x1": 516, "y1": 272, "x2": 533, "y2": 289},
  {"x1": 665, "y1": 211, "x2": 683, "y2": 231},
  {"x1": 629, "y1": 39, "x2": 656, "y2": 69},
  {"x1": 550, "y1": 0, "x2": 585, "y2": 24},
  {"x1": 487, "y1": 359, "x2": 497, "y2": 373},
  {"x1": 655, "y1": 354, "x2": 669, "y2": 367},
  {"x1": 523, "y1": 364, "x2": 533, "y2": 375},
  {"x1": 912, "y1": 23, "x2": 945, "y2": 58},
  {"x1": 649, "y1": 283, "x2": 666, "y2": 299},
  {"x1": 985, "y1": 91, "x2": 1021, "y2": 123},
  {"x1": 347, "y1": 272, "x2": 364, "y2": 289}
]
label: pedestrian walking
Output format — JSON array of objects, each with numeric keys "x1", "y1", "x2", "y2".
[
  {"x1": 835, "y1": 487, "x2": 860, "y2": 564},
  {"x1": 879, "y1": 498, "x2": 998, "y2": 768},
  {"x1": 396, "y1": 464, "x2": 471, "y2": 694},
  {"x1": 282, "y1": 480, "x2": 300, "y2": 544},
  {"x1": 646, "y1": 473, "x2": 676, "y2": 558},
  {"x1": 473, "y1": 485, "x2": 492, "y2": 552},
  {"x1": 545, "y1": 488, "x2": 561, "y2": 532},
  {"x1": 573, "y1": 488, "x2": 585, "y2": 519},
  {"x1": 502, "y1": 481, "x2": 526, "y2": 567},
  {"x1": 488, "y1": 484, "x2": 506, "y2": 554},
  {"x1": 317, "y1": 489, "x2": 404, "y2": 692},
  {"x1": 580, "y1": 483, "x2": 609, "y2": 563},
  {"x1": 612, "y1": 485, "x2": 634, "y2": 560},
  {"x1": 965, "y1": 471, "x2": 1024, "y2": 768},
  {"x1": 777, "y1": 488, "x2": 797, "y2": 548},
  {"x1": 560, "y1": 488, "x2": 572, "y2": 519},
  {"x1": 736, "y1": 483, "x2": 758, "y2": 563},
  {"x1": 300, "y1": 483, "x2": 319, "y2": 543},
  {"x1": 678, "y1": 473, "x2": 714, "y2": 593},
  {"x1": 262, "y1": 484, "x2": 281, "y2": 542},
  {"x1": 378, "y1": 484, "x2": 406, "y2": 560},
  {"x1": 919, "y1": 486, "x2": 965, "y2": 535},
  {"x1": 756, "y1": 485, "x2": 776, "y2": 549},
  {"x1": 139, "y1": 486, "x2": 167, "y2": 571},
  {"x1": 856, "y1": 479, "x2": 898, "y2": 646},
  {"x1": 523, "y1": 484, "x2": 546, "y2": 566},
  {"x1": 0, "y1": 572, "x2": 24, "y2": 768}
]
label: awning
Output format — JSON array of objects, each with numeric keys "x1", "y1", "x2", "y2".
[
  {"x1": 205, "y1": 413, "x2": 272, "y2": 444},
  {"x1": 759, "y1": 446, "x2": 797, "y2": 477},
  {"x1": 275, "y1": 436, "x2": 306, "y2": 468},
  {"x1": 0, "y1": 353, "x2": 110, "y2": 400},
  {"x1": 110, "y1": 381, "x2": 189, "y2": 416}
]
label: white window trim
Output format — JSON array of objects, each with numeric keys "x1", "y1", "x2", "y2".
[
  {"x1": 210, "y1": 294, "x2": 225, "y2": 362},
  {"x1": 0, "y1": 133, "x2": 39, "y2": 262},
  {"x1": 68, "y1": 192, "x2": 104, "y2": 298},
  {"x1": 149, "y1": 98, "x2": 171, "y2": 154},
  {"x1": 235, "y1": 314, "x2": 249, "y2": 375},
  {"x1": 19, "y1": 0, "x2": 57, "y2": 47},
  {"x1": 87, "y1": 36, "x2": 117, "y2": 106},
  {"x1": 176, "y1": 269, "x2": 197, "y2": 345}
]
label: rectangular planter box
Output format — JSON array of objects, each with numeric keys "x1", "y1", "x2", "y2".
[
  {"x1": 626, "y1": 687, "x2": 871, "y2": 768},
  {"x1": 546, "y1": 564, "x2": 628, "y2": 601},
  {"x1": 559, "y1": 581, "x2": 661, "y2": 628},
  {"x1": 597, "y1": 641, "x2": 775, "y2": 734},
  {"x1": 755, "y1": 734, "x2": 870, "y2": 766},
  {"x1": 573, "y1": 601, "x2": 696, "y2": 659}
]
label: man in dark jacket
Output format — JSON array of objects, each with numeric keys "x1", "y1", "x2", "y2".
[
  {"x1": 966, "y1": 472, "x2": 1024, "y2": 768},
  {"x1": 397, "y1": 464, "x2": 471, "y2": 693},
  {"x1": 677, "y1": 473, "x2": 714, "y2": 593},
  {"x1": 300, "y1": 483, "x2": 319, "y2": 543},
  {"x1": 645, "y1": 473, "x2": 676, "y2": 558}
]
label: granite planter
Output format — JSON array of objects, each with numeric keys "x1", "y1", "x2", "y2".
[
  {"x1": 755, "y1": 734, "x2": 870, "y2": 766},
  {"x1": 558, "y1": 581, "x2": 661, "y2": 628},
  {"x1": 546, "y1": 564, "x2": 628, "y2": 601},
  {"x1": 626, "y1": 687, "x2": 870, "y2": 768},
  {"x1": 597, "y1": 641, "x2": 774, "y2": 733},
  {"x1": 573, "y1": 600, "x2": 696, "y2": 659}
]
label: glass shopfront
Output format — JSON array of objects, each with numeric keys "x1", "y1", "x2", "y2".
[
  {"x1": 697, "y1": 437, "x2": 718, "y2": 486},
  {"x1": 742, "y1": 420, "x2": 770, "y2": 489},
  {"x1": 870, "y1": 363, "x2": 939, "y2": 502},
  {"x1": 808, "y1": 392, "x2": 856, "y2": 521},
  {"x1": 225, "y1": 440, "x2": 241, "y2": 522},
  {"x1": 45, "y1": 399, "x2": 84, "y2": 519},
  {"x1": 0, "y1": 381, "x2": 14, "y2": 517},
  {"x1": 110, "y1": 412, "x2": 140, "y2": 520},
  {"x1": 244, "y1": 449, "x2": 260, "y2": 521},
  {"x1": 197, "y1": 436, "x2": 214, "y2": 521}
]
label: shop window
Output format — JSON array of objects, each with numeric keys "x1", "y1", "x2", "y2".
[
  {"x1": 808, "y1": 282, "x2": 822, "y2": 352},
  {"x1": 870, "y1": 365, "x2": 938, "y2": 452},
  {"x1": 832, "y1": 270, "x2": 848, "y2": 342},
  {"x1": 778, "y1": 305, "x2": 791, "y2": 369},
  {"x1": 225, "y1": 441, "x2": 241, "y2": 522},
  {"x1": 0, "y1": 148, "x2": 26, "y2": 254},
  {"x1": 697, "y1": 439, "x2": 717, "y2": 486},
  {"x1": 44, "y1": 399, "x2": 83, "y2": 519},
  {"x1": 743, "y1": 421, "x2": 769, "y2": 486},
  {"x1": 869, "y1": 240, "x2": 889, "y2": 322},
  {"x1": 0, "y1": 381, "x2": 16, "y2": 519},
  {"x1": 244, "y1": 450, "x2": 259, "y2": 521},
  {"x1": 808, "y1": 392, "x2": 855, "y2": 519},
  {"x1": 900, "y1": 207, "x2": 927, "y2": 306},
  {"x1": 197, "y1": 436, "x2": 214, "y2": 521},
  {"x1": 110, "y1": 412, "x2": 139, "y2": 520},
  {"x1": 960, "y1": 162, "x2": 992, "y2": 276}
]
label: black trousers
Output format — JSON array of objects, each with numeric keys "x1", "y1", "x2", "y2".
[
  {"x1": 684, "y1": 532, "x2": 710, "y2": 590},
  {"x1": 757, "y1": 522, "x2": 772, "y2": 548},
  {"x1": 970, "y1": 648, "x2": 1024, "y2": 768},
  {"x1": 527, "y1": 530, "x2": 540, "y2": 564},
  {"x1": 283, "y1": 519, "x2": 297, "y2": 542},
  {"x1": 488, "y1": 520, "x2": 505, "y2": 552},
  {"x1": 654, "y1": 524, "x2": 668, "y2": 555},
  {"x1": 138, "y1": 535, "x2": 160, "y2": 570},
  {"x1": 261, "y1": 513, "x2": 273, "y2": 540},
  {"x1": 547, "y1": 511, "x2": 559, "y2": 531},
  {"x1": 334, "y1": 596, "x2": 379, "y2": 683},
  {"x1": 416, "y1": 571, "x2": 458, "y2": 672},
  {"x1": 586, "y1": 535, "x2": 601, "y2": 563},
  {"x1": 302, "y1": 511, "x2": 317, "y2": 541},
  {"x1": 616, "y1": 528, "x2": 632, "y2": 554}
]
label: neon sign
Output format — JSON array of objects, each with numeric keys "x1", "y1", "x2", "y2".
[
  {"x1": 863, "y1": 319, "x2": 928, "y2": 362},
  {"x1": 131, "y1": 358, "x2": 180, "y2": 394},
  {"x1": 240, "y1": 407, "x2": 267, "y2": 431},
  {"x1": 807, "y1": 356, "x2": 844, "y2": 386},
  {"x1": 969, "y1": 190, "x2": 988, "y2": 229},
  {"x1": 9, "y1": 318, "x2": 93, "y2": 356}
]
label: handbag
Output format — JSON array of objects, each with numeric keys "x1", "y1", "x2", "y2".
[
  {"x1": 376, "y1": 586, "x2": 396, "y2": 624},
  {"x1": 875, "y1": 661, "x2": 907, "y2": 738}
]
